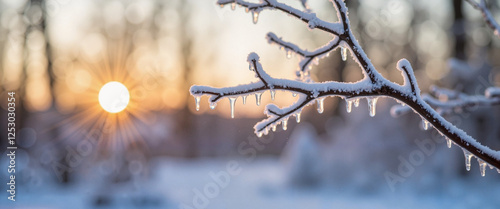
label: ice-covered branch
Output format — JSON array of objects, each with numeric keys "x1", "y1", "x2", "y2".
[
  {"x1": 466, "y1": 0, "x2": 500, "y2": 38},
  {"x1": 217, "y1": 0, "x2": 344, "y2": 35},
  {"x1": 266, "y1": 32, "x2": 341, "y2": 80},
  {"x1": 192, "y1": 0, "x2": 500, "y2": 175}
]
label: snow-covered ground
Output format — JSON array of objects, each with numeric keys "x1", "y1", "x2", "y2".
[{"x1": 1, "y1": 156, "x2": 499, "y2": 209}]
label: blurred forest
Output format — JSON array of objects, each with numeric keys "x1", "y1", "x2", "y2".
[{"x1": 1, "y1": 0, "x2": 500, "y2": 208}]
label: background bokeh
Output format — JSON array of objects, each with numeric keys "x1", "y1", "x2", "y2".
[{"x1": 1, "y1": 0, "x2": 500, "y2": 208}]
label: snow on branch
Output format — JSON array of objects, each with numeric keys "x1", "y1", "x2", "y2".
[
  {"x1": 466, "y1": 0, "x2": 500, "y2": 38},
  {"x1": 191, "y1": 0, "x2": 500, "y2": 175}
]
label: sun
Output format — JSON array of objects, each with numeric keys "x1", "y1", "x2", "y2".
[{"x1": 98, "y1": 81, "x2": 130, "y2": 113}]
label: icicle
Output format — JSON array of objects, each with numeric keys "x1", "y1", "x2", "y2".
[
  {"x1": 286, "y1": 50, "x2": 292, "y2": 59},
  {"x1": 326, "y1": 52, "x2": 330, "y2": 57},
  {"x1": 341, "y1": 47, "x2": 347, "y2": 61},
  {"x1": 497, "y1": 168, "x2": 500, "y2": 174},
  {"x1": 422, "y1": 118, "x2": 430, "y2": 130},
  {"x1": 463, "y1": 149, "x2": 473, "y2": 171},
  {"x1": 264, "y1": 127, "x2": 269, "y2": 135},
  {"x1": 282, "y1": 118, "x2": 288, "y2": 130},
  {"x1": 354, "y1": 98, "x2": 360, "y2": 107},
  {"x1": 295, "y1": 112, "x2": 301, "y2": 123},
  {"x1": 245, "y1": 8, "x2": 249, "y2": 13},
  {"x1": 292, "y1": 93, "x2": 297, "y2": 97},
  {"x1": 317, "y1": 98, "x2": 325, "y2": 114},
  {"x1": 220, "y1": 4, "x2": 224, "y2": 8},
  {"x1": 229, "y1": 97, "x2": 237, "y2": 118},
  {"x1": 270, "y1": 89, "x2": 276, "y2": 101},
  {"x1": 367, "y1": 97, "x2": 378, "y2": 117},
  {"x1": 478, "y1": 159, "x2": 486, "y2": 176},
  {"x1": 255, "y1": 92, "x2": 262, "y2": 106},
  {"x1": 446, "y1": 138, "x2": 452, "y2": 148},
  {"x1": 271, "y1": 124, "x2": 277, "y2": 132},
  {"x1": 231, "y1": 2, "x2": 236, "y2": 10},
  {"x1": 209, "y1": 102, "x2": 217, "y2": 110},
  {"x1": 195, "y1": 96, "x2": 201, "y2": 111},
  {"x1": 257, "y1": 132, "x2": 263, "y2": 138},
  {"x1": 346, "y1": 99, "x2": 353, "y2": 113},
  {"x1": 252, "y1": 11, "x2": 259, "y2": 24},
  {"x1": 242, "y1": 95, "x2": 247, "y2": 105}
]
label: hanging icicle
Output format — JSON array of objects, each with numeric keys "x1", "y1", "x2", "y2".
[
  {"x1": 242, "y1": 95, "x2": 247, "y2": 105},
  {"x1": 478, "y1": 159, "x2": 487, "y2": 176},
  {"x1": 295, "y1": 112, "x2": 301, "y2": 123},
  {"x1": 270, "y1": 89, "x2": 276, "y2": 101},
  {"x1": 209, "y1": 102, "x2": 217, "y2": 110},
  {"x1": 252, "y1": 11, "x2": 259, "y2": 24},
  {"x1": 229, "y1": 97, "x2": 237, "y2": 118},
  {"x1": 446, "y1": 138, "x2": 452, "y2": 148},
  {"x1": 421, "y1": 118, "x2": 430, "y2": 130},
  {"x1": 462, "y1": 148, "x2": 473, "y2": 171},
  {"x1": 195, "y1": 96, "x2": 201, "y2": 111},
  {"x1": 282, "y1": 118, "x2": 288, "y2": 130},
  {"x1": 341, "y1": 46, "x2": 347, "y2": 61},
  {"x1": 346, "y1": 99, "x2": 353, "y2": 113},
  {"x1": 286, "y1": 50, "x2": 292, "y2": 59},
  {"x1": 317, "y1": 98, "x2": 325, "y2": 114},
  {"x1": 354, "y1": 98, "x2": 360, "y2": 107},
  {"x1": 367, "y1": 97, "x2": 378, "y2": 117},
  {"x1": 255, "y1": 92, "x2": 262, "y2": 106},
  {"x1": 231, "y1": 2, "x2": 236, "y2": 10}
]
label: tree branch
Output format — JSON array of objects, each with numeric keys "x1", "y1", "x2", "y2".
[{"x1": 192, "y1": 0, "x2": 500, "y2": 174}]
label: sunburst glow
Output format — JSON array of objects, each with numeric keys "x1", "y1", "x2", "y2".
[{"x1": 98, "y1": 81, "x2": 130, "y2": 113}]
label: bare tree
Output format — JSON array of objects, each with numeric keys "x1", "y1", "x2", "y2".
[{"x1": 190, "y1": 0, "x2": 500, "y2": 175}]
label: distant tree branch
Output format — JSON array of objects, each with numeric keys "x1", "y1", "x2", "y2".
[{"x1": 465, "y1": 0, "x2": 500, "y2": 38}]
